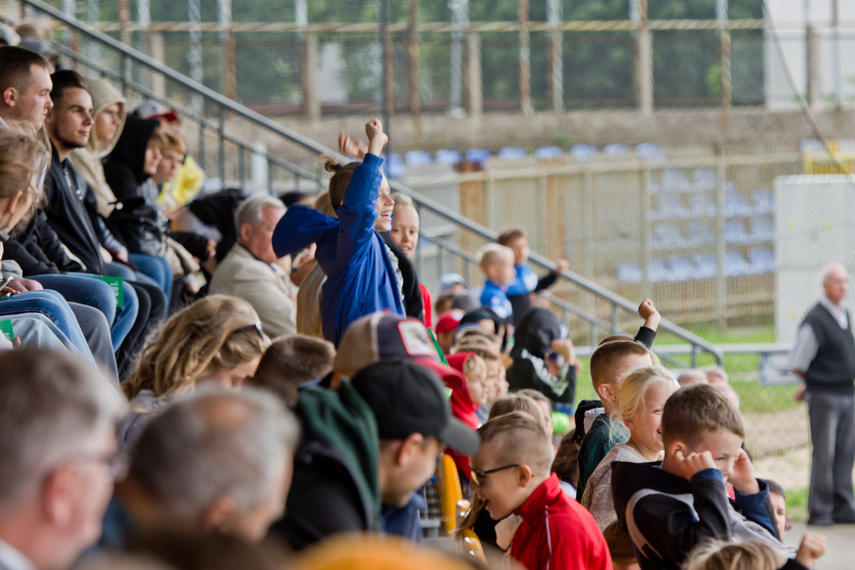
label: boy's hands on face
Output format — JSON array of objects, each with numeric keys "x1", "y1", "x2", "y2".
[
  {"x1": 795, "y1": 533, "x2": 827, "y2": 568},
  {"x1": 637, "y1": 298, "x2": 661, "y2": 331},
  {"x1": 729, "y1": 448, "x2": 760, "y2": 494},
  {"x1": 674, "y1": 449, "x2": 717, "y2": 480},
  {"x1": 365, "y1": 119, "x2": 388, "y2": 156}
]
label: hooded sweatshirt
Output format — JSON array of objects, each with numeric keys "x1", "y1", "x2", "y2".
[
  {"x1": 70, "y1": 78, "x2": 127, "y2": 218},
  {"x1": 444, "y1": 352, "x2": 479, "y2": 481},
  {"x1": 103, "y1": 116, "x2": 168, "y2": 256},
  {"x1": 611, "y1": 461, "x2": 793, "y2": 570},
  {"x1": 271, "y1": 381, "x2": 381, "y2": 551},
  {"x1": 506, "y1": 308, "x2": 576, "y2": 405}
]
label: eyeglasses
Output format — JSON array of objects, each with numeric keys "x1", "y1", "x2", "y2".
[
  {"x1": 469, "y1": 463, "x2": 519, "y2": 487},
  {"x1": 230, "y1": 322, "x2": 264, "y2": 339}
]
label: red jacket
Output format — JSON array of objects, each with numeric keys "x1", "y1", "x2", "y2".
[
  {"x1": 419, "y1": 282, "x2": 433, "y2": 329},
  {"x1": 444, "y1": 352, "x2": 481, "y2": 481},
  {"x1": 511, "y1": 474, "x2": 613, "y2": 570}
]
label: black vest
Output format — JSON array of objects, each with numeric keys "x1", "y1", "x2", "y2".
[{"x1": 802, "y1": 303, "x2": 855, "y2": 393}]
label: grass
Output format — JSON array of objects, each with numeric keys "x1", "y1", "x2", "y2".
[
  {"x1": 570, "y1": 324, "x2": 801, "y2": 414},
  {"x1": 786, "y1": 487, "x2": 809, "y2": 522}
]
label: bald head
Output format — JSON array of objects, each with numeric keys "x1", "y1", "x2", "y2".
[{"x1": 822, "y1": 264, "x2": 849, "y2": 306}]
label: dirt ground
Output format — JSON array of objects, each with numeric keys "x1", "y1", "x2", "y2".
[{"x1": 745, "y1": 407, "x2": 812, "y2": 490}]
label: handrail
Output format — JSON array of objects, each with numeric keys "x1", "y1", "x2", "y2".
[{"x1": 22, "y1": 0, "x2": 722, "y2": 365}]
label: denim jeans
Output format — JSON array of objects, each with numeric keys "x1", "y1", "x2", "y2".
[
  {"x1": 128, "y1": 253, "x2": 173, "y2": 301},
  {"x1": 30, "y1": 273, "x2": 139, "y2": 351},
  {"x1": 0, "y1": 289, "x2": 91, "y2": 357}
]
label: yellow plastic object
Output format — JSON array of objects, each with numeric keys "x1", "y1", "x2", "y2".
[
  {"x1": 460, "y1": 528, "x2": 487, "y2": 564},
  {"x1": 439, "y1": 453, "x2": 464, "y2": 535},
  {"x1": 802, "y1": 140, "x2": 855, "y2": 175}
]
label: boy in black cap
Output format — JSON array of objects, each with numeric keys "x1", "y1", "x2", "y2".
[{"x1": 272, "y1": 359, "x2": 479, "y2": 550}]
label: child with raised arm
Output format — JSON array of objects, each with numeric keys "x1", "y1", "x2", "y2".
[
  {"x1": 611, "y1": 384, "x2": 796, "y2": 570},
  {"x1": 272, "y1": 119, "x2": 403, "y2": 346}
]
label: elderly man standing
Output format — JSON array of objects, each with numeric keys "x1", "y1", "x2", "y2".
[
  {"x1": 791, "y1": 263, "x2": 855, "y2": 526},
  {"x1": 0, "y1": 348, "x2": 124, "y2": 570},
  {"x1": 210, "y1": 195, "x2": 298, "y2": 337}
]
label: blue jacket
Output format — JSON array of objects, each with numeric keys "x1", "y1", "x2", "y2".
[
  {"x1": 272, "y1": 154, "x2": 403, "y2": 346},
  {"x1": 480, "y1": 279, "x2": 512, "y2": 320}
]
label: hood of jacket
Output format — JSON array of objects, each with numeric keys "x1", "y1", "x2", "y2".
[
  {"x1": 444, "y1": 352, "x2": 480, "y2": 429},
  {"x1": 296, "y1": 381, "x2": 381, "y2": 520},
  {"x1": 105, "y1": 115, "x2": 159, "y2": 185},
  {"x1": 611, "y1": 460, "x2": 670, "y2": 528},
  {"x1": 510, "y1": 307, "x2": 561, "y2": 360},
  {"x1": 85, "y1": 77, "x2": 127, "y2": 158}
]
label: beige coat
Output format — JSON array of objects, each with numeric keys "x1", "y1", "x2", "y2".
[{"x1": 209, "y1": 244, "x2": 298, "y2": 338}]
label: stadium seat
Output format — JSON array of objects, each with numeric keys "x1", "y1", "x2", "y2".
[
  {"x1": 691, "y1": 168, "x2": 716, "y2": 192},
  {"x1": 667, "y1": 256, "x2": 693, "y2": 282},
  {"x1": 750, "y1": 216, "x2": 774, "y2": 243},
  {"x1": 799, "y1": 139, "x2": 825, "y2": 153},
  {"x1": 724, "y1": 220, "x2": 748, "y2": 244},
  {"x1": 498, "y1": 146, "x2": 527, "y2": 160},
  {"x1": 465, "y1": 148, "x2": 491, "y2": 166},
  {"x1": 725, "y1": 250, "x2": 750, "y2": 277},
  {"x1": 384, "y1": 153, "x2": 405, "y2": 179},
  {"x1": 435, "y1": 149, "x2": 463, "y2": 165},
  {"x1": 688, "y1": 194, "x2": 715, "y2": 217},
  {"x1": 661, "y1": 169, "x2": 690, "y2": 193},
  {"x1": 404, "y1": 150, "x2": 432, "y2": 166},
  {"x1": 648, "y1": 259, "x2": 669, "y2": 283},
  {"x1": 686, "y1": 222, "x2": 715, "y2": 247},
  {"x1": 752, "y1": 190, "x2": 774, "y2": 215},
  {"x1": 692, "y1": 254, "x2": 718, "y2": 279},
  {"x1": 651, "y1": 195, "x2": 687, "y2": 220},
  {"x1": 569, "y1": 144, "x2": 598, "y2": 162},
  {"x1": 616, "y1": 262, "x2": 643, "y2": 284},
  {"x1": 651, "y1": 224, "x2": 683, "y2": 250},
  {"x1": 603, "y1": 143, "x2": 630, "y2": 155},
  {"x1": 439, "y1": 454, "x2": 463, "y2": 535},
  {"x1": 534, "y1": 145, "x2": 564, "y2": 159},
  {"x1": 725, "y1": 193, "x2": 752, "y2": 217},
  {"x1": 636, "y1": 143, "x2": 665, "y2": 163},
  {"x1": 748, "y1": 248, "x2": 776, "y2": 274}
]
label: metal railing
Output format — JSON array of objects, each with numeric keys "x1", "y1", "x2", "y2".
[{"x1": 18, "y1": 0, "x2": 723, "y2": 367}]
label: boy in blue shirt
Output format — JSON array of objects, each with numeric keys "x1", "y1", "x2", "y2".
[
  {"x1": 498, "y1": 226, "x2": 568, "y2": 325},
  {"x1": 477, "y1": 243, "x2": 516, "y2": 322},
  {"x1": 272, "y1": 119, "x2": 403, "y2": 346}
]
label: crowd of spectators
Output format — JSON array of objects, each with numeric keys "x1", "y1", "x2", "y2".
[{"x1": 0, "y1": 27, "x2": 834, "y2": 570}]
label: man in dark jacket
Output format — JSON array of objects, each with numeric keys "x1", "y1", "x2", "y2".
[{"x1": 273, "y1": 351, "x2": 479, "y2": 551}]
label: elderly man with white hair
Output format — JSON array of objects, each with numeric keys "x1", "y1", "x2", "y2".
[
  {"x1": 791, "y1": 263, "x2": 855, "y2": 526},
  {"x1": 101, "y1": 387, "x2": 300, "y2": 546},
  {"x1": 0, "y1": 348, "x2": 125, "y2": 570},
  {"x1": 209, "y1": 195, "x2": 299, "y2": 337}
]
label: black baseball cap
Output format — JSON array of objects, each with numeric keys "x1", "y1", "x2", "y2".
[{"x1": 350, "y1": 359, "x2": 480, "y2": 456}]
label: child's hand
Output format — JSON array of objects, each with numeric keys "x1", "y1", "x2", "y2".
[
  {"x1": 674, "y1": 449, "x2": 717, "y2": 480},
  {"x1": 795, "y1": 533, "x2": 826, "y2": 568},
  {"x1": 728, "y1": 449, "x2": 760, "y2": 494},
  {"x1": 554, "y1": 259, "x2": 569, "y2": 274},
  {"x1": 338, "y1": 131, "x2": 368, "y2": 159},
  {"x1": 637, "y1": 298, "x2": 661, "y2": 331},
  {"x1": 365, "y1": 119, "x2": 388, "y2": 156},
  {"x1": 550, "y1": 338, "x2": 575, "y2": 364}
]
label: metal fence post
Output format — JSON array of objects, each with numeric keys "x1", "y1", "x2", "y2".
[{"x1": 218, "y1": 105, "x2": 226, "y2": 186}]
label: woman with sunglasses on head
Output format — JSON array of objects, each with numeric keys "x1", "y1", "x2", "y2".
[{"x1": 119, "y1": 294, "x2": 269, "y2": 450}]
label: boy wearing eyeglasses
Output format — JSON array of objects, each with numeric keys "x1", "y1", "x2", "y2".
[{"x1": 470, "y1": 412, "x2": 613, "y2": 570}]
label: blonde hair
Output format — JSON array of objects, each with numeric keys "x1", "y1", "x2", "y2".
[
  {"x1": 159, "y1": 130, "x2": 186, "y2": 155},
  {"x1": 390, "y1": 191, "x2": 413, "y2": 207},
  {"x1": 476, "y1": 243, "x2": 513, "y2": 273},
  {"x1": 463, "y1": 353, "x2": 487, "y2": 382},
  {"x1": 0, "y1": 126, "x2": 48, "y2": 222},
  {"x1": 618, "y1": 366, "x2": 678, "y2": 425},
  {"x1": 124, "y1": 295, "x2": 269, "y2": 401},
  {"x1": 488, "y1": 393, "x2": 545, "y2": 426},
  {"x1": 684, "y1": 539, "x2": 783, "y2": 570}
]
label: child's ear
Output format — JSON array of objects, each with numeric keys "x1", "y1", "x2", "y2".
[
  {"x1": 623, "y1": 415, "x2": 635, "y2": 429},
  {"x1": 596, "y1": 382, "x2": 616, "y2": 403},
  {"x1": 516, "y1": 464, "x2": 534, "y2": 488}
]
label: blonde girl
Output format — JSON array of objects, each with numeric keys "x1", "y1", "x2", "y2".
[
  {"x1": 119, "y1": 294, "x2": 269, "y2": 447},
  {"x1": 581, "y1": 365, "x2": 679, "y2": 569}
]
